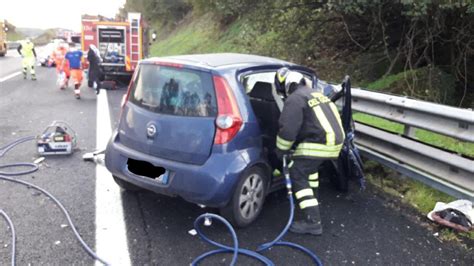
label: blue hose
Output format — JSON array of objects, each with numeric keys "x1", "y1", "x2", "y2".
[
  {"x1": 192, "y1": 213, "x2": 274, "y2": 266},
  {"x1": 0, "y1": 136, "x2": 110, "y2": 265},
  {"x1": 192, "y1": 156, "x2": 323, "y2": 266},
  {"x1": 0, "y1": 136, "x2": 38, "y2": 176}
]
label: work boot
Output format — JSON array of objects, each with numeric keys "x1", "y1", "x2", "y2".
[
  {"x1": 290, "y1": 207, "x2": 322, "y2": 235},
  {"x1": 289, "y1": 216, "x2": 323, "y2": 235}
]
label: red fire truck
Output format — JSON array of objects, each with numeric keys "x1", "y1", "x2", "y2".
[{"x1": 81, "y1": 12, "x2": 147, "y2": 77}]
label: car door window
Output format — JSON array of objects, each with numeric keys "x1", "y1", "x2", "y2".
[{"x1": 243, "y1": 71, "x2": 313, "y2": 95}]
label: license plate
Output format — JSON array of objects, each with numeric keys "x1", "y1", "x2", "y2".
[{"x1": 154, "y1": 171, "x2": 169, "y2": 184}]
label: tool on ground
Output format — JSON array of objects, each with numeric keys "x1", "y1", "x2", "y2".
[
  {"x1": 0, "y1": 136, "x2": 110, "y2": 266},
  {"x1": 192, "y1": 155, "x2": 323, "y2": 266},
  {"x1": 82, "y1": 148, "x2": 105, "y2": 161},
  {"x1": 37, "y1": 121, "x2": 77, "y2": 155}
]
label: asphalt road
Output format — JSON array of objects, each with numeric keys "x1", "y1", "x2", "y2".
[{"x1": 0, "y1": 52, "x2": 473, "y2": 265}]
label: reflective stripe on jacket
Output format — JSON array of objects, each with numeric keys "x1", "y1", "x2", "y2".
[{"x1": 276, "y1": 86, "x2": 344, "y2": 159}]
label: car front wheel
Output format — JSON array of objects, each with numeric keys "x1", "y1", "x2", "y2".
[{"x1": 220, "y1": 166, "x2": 268, "y2": 227}]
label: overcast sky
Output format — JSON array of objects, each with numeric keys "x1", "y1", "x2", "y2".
[{"x1": 1, "y1": 0, "x2": 126, "y2": 31}]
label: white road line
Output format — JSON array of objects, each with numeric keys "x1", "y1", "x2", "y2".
[
  {"x1": 0, "y1": 71, "x2": 22, "y2": 83},
  {"x1": 95, "y1": 91, "x2": 131, "y2": 266}
]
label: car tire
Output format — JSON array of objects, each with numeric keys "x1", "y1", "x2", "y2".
[
  {"x1": 220, "y1": 166, "x2": 268, "y2": 228},
  {"x1": 113, "y1": 176, "x2": 142, "y2": 192}
]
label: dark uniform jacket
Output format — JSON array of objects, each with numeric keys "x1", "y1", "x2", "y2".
[
  {"x1": 87, "y1": 49, "x2": 102, "y2": 82},
  {"x1": 276, "y1": 85, "x2": 345, "y2": 159}
]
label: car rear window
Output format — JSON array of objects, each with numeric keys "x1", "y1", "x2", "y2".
[{"x1": 129, "y1": 64, "x2": 217, "y2": 117}]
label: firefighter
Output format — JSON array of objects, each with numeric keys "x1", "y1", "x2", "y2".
[
  {"x1": 87, "y1": 44, "x2": 102, "y2": 95},
  {"x1": 17, "y1": 38, "x2": 37, "y2": 80},
  {"x1": 64, "y1": 45, "x2": 84, "y2": 99},
  {"x1": 275, "y1": 68, "x2": 345, "y2": 235},
  {"x1": 50, "y1": 42, "x2": 70, "y2": 89}
]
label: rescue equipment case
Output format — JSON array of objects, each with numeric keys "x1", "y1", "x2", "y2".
[{"x1": 37, "y1": 121, "x2": 77, "y2": 155}]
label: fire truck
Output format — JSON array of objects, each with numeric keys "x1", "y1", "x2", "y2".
[{"x1": 81, "y1": 13, "x2": 147, "y2": 77}]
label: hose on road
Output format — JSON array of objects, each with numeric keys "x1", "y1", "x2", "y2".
[
  {"x1": 0, "y1": 136, "x2": 38, "y2": 176},
  {"x1": 0, "y1": 209, "x2": 16, "y2": 266},
  {"x1": 191, "y1": 156, "x2": 323, "y2": 266},
  {"x1": 0, "y1": 136, "x2": 110, "y2": 266}
]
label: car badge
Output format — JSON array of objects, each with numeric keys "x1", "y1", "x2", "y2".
[{"x1": 147, "y1": 124, "x2": 157, "y2": 138}]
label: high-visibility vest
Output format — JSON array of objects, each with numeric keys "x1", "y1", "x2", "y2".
[{"x1": 21, "y1": 41, "x2": 35, "y2": 58}]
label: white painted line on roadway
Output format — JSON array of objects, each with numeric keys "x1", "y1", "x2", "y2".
[
  {"x1": 0, "y1": 71, "x2": 22, "y2": 83},
  {"x1": 95, "y1": 90, "x2": 131, "y2": 266}
]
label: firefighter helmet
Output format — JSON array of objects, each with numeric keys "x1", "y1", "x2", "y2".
[
  {"x1": 284, "y1": 71, "x2": 305, "y2": 96},
  {"x1": 275, "y1": 67, "x2": 290, "y2": 94}
]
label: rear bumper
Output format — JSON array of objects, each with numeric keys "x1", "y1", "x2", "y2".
[
  {"x1": 105, "y1": 131, "x2": 249, "y2": 208},
  {"x1": 100, "y1": 63, "x2": 132, "y2": 76}
]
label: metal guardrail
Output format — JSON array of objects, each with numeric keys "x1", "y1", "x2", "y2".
[
  {"x1": 337, "y1": 88, "x2": 474, "y2": 201},
  {"x1": 355, "y1": 123, "x2": 473, "y2": 201},
  {"x1": 351, "y1": 89, "x2": 474, "y2": 142}
]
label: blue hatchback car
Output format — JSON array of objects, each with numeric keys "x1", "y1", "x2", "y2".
[{"x1": 105, "y1": 53, "x2": 318, "y2": 227}]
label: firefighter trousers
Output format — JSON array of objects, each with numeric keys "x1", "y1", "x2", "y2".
[{"x1": 290, "y1": 158, "x2": 322, "y2": 219}]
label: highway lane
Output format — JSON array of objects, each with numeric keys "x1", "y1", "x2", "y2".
[
  {"x1": 0, "y1": 59, "x2": 97, "y2": 264},
  {"x1": 0, "y1": 56, "x2": 473, "y2": 265},
  {"x1": 0, "y1": 50, "x2": 22, "y2": 80}
]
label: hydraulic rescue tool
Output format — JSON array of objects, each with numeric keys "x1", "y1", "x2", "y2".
[{"x1": 37, "y1": 121, "x2": 77, "y2": 155}]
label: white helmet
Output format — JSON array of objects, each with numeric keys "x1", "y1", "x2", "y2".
[{"x1": 284, "y1": 71, "x2": 305, "y2": 96}]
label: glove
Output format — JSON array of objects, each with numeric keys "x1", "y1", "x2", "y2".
[{"x1": 274, "y1": 148, "x2": 290, "y2": 161}]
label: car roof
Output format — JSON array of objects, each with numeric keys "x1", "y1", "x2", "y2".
[{"x1": 143, "y1": 53, "x2": 296, "y2": 70}]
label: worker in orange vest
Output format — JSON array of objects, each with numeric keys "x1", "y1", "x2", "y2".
[{"x1": 50, "y1": 42, "x2": 70, "y2": 89}]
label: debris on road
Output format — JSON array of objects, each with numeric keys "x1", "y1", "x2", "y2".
[
  {"x1": 34, "y1": 157, "x2": 45, "y2": 164},
  {"x1": 427, "y1": 200, "x2": 473, "y2": 232}
]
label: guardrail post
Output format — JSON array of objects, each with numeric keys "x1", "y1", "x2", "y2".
[{"x1": 403, "y1": 125, "x2": 416, "y2": 138}]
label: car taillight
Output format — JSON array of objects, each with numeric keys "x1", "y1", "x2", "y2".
[
  {"x1": 213, "y1": 76, "x2": 242, "y2": 145},
  {"x1": 121, "y1": 93, "x2": 129, "y2": 109},
  {"x1": 119, "y1": 80, "x2": 133, "y2": 120},
  {"x1": 121, "y1": 69, "x2": 138, "y2": 110}
]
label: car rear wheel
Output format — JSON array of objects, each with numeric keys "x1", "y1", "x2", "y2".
[
  {"x1": 113, "y1": 176, "x2": 142, "y2": 192},
  {"x1": 220, "y1": 167, "x2": 268, "y2": 227}
]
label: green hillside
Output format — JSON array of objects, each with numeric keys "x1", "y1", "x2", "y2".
[
  {"x1": 6, "y1": 31, "x2": 25, "y2": 41},
  {"x1": 4, "y1": 22, "x2": 25, "y2": 41},
  {"x1": 150, "y1": 14, "x2": 247, "y2": 57},
  {"x1": 33, "y1": 29, "x2": 57, "y2": 45},
  {"x1": 138, "y1": 1, "x2": 473, "y2": 108}
]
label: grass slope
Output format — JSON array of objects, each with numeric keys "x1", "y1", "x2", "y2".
[
  {"x1": 7, "y1": 31, "x2": 25, "y2": 41},
  {"x1": 150, "y1": 14, "x2": 247, "y2": 57}
]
